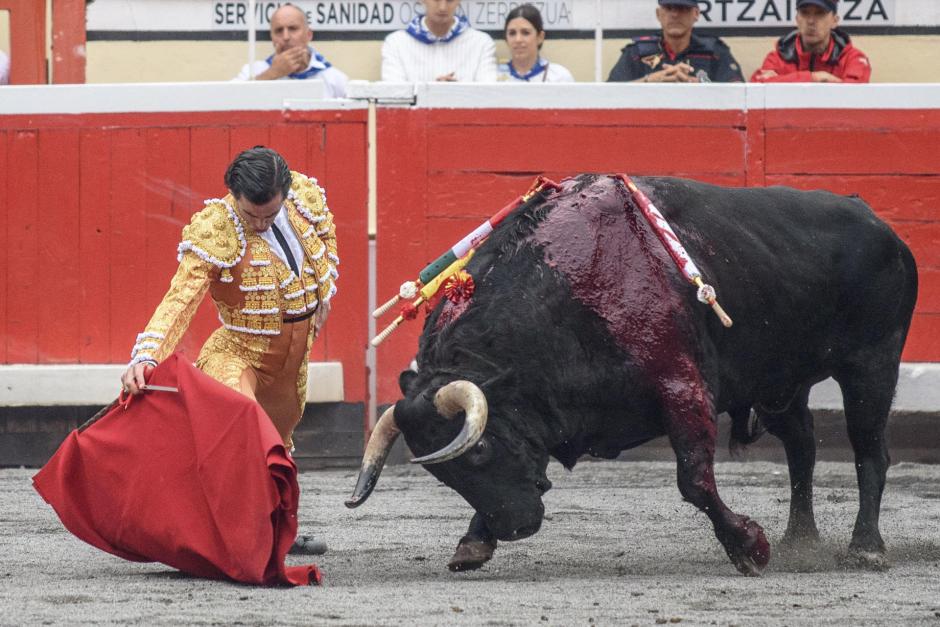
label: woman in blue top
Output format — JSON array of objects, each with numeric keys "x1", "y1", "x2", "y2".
[{"x1": 498, "y1": 4, "x2": 574, "y2": 83}]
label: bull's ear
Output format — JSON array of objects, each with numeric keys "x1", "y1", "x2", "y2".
[{"x1": 399, "y1": 369, "x2": 419, "y2": 395}]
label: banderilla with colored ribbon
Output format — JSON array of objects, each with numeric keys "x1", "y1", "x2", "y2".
[
  {"x1": 617, "y1": 174, "x2": 732, "y2": 327},
  {"x1": 371, "y1": 176, "x2": 562, "y2": 346}
]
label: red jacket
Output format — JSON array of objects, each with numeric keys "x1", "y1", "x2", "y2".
[{"x1": 751, "y1": 29, "x2": 871, "y2": 83}]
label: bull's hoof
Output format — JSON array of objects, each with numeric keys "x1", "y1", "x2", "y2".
[
  {"x1": 447, "y1": 538, "x2": 496, "y2": 572},
  {"x1": 779, "y1": 527, "x2": 821, "y2": 549},
  {"x1": 733, "y1": 555, "x2": 764, "y2": 577},
  {"x1": 726, "y1": 518, "x2": 771, "y2": 576},
  {"x1": 843, "y1": 548, "x2": 889, "y2": 571},
  {"x1": 777, "y1": 527, "x2": 822, "y2": 557}
]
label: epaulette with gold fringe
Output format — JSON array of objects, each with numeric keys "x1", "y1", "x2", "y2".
[{"x1": 177, "y1": 199, "x2": 247, "y2": 283}]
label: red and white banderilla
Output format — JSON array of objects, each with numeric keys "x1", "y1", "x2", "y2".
[{"x1": 617, "y1": 174, "x2": 733, "y2": 328}]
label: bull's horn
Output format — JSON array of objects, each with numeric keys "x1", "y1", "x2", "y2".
[
  {"x1": 411, "y1": 380, "x2": 488, "y2": 465},
  {"x1": 345, "y1": 406, "x2": 400, "y2": 508}
]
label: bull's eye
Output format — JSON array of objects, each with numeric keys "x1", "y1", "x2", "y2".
[{"x1": 464, "y1": 438, "x2": 492, "y2": 466}]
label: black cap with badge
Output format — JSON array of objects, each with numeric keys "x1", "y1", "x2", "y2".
[{"x1": 796, "y1": 0, "x2": 838, "y2": 12}]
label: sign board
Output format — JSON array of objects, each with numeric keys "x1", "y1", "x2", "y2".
[{"x1": 88, "y1": 0, "x2": 937, "y2": 35}]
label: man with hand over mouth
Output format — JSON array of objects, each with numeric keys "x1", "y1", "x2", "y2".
[{"x1": 234, "y1": 4, "x2": 349, "y2": 97}]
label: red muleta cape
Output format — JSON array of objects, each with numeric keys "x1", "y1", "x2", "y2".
[{"x1": 32, "y1": 353, "x2": 321, "y2": 586}]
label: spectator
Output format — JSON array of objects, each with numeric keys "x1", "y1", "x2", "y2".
[
  {"x1": 0, "y1": 50, "x2": 9, "y2": 85},
  {"x1": 751, "y1": 0, "x2": 870, "y2": 83},
  {"x1": 382, "y1": 0, "x2": 497, "y2": 82},
  {"x1": 607, "y1": 0, "x2": 743, "y2": 83},
  {"x1": 498, "y1": 4, "x2": 574, "y2": 83},
  {"x1": 234, "y1": 4, "x2": 348, "y2": 97}
]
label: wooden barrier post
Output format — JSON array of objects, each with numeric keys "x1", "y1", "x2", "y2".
[
  {"x1": 0, "y1": 0, "x2": 46, "y2": 84},
  {"x1": 52, "y1": 0, "x2": 87, "y2": 84}
]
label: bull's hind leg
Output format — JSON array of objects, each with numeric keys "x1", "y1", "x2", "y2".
[
  {"x1": 834, "y1": 360, "x2": 898, "y2": 570},
  {"x1": 761, "y1": 388, "x2": 821, "y2": 547},
  {"x1": 660, "y1": 372, "x2": 770, "y2": 575}
]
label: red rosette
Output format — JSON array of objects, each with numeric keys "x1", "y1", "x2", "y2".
[
  {"x1": 400, "y1": 302, "x2": 419, "y2": 320},
  {"x1": 442, "y1": 271, "x2": 475, "y2": 304}
]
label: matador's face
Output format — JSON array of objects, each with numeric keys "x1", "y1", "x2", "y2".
[{"x1": 235, "y1": 194, "x2": 283, "y2": 234}]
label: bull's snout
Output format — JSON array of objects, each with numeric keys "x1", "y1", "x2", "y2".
[
  {"x1": 488, "y1": 501, "x2": 544, "y2": 542},
  {"x1": 509, "y1": 520, "x2": 542, "y2": 541}
]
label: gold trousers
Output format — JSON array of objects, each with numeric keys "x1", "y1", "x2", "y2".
[{"x1": 195, "y1": 318, "x2": 315, "y2": 449}]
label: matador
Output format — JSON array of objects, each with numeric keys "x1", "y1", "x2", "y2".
[{"x1": 121, "y1": 147, "x2": 339, "y2": 453}]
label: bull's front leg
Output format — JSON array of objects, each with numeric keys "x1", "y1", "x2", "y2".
[
  {"x1": 660, "y1": 371, "x2": 771, "y2": 576},
  {"x1": 448, "y1": 512, "x2": 497, "y2": 572}
]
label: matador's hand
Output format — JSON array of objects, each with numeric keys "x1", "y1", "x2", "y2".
[
  {"x1": 121, "y1": 362, "x2": 155, "y2": 395},
  {"x1": 314, "y1": 300, "x2": 332, "y2": 335}
]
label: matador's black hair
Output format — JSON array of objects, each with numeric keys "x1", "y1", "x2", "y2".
[{"x1": 224, "y1": 146, "x2": 292, "y2": 205}]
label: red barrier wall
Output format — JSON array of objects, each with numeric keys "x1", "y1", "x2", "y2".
[
  {"x1": 0, "y1": 109, "x2": 369, "y2": 401},
  {"x1": 762, "y1": 108, "x2": 940, "y2": 362},
  {"x1": 2, "y1": 88, "x2": 937, "y2": 408},
  {"x1": 375, "y1": 106, "x2": 940, "y2": 401}
]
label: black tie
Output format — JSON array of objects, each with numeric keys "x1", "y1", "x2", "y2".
[{"x1": 270, "y1": 224, "x2": 300, "y2": 276}]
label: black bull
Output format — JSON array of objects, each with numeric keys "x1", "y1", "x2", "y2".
[{"x1": 347, "y1": 174, "x2": 918, "y2": 576}]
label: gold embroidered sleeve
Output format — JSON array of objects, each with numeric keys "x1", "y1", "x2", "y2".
[
  {"x1": 318, "y1": 210, "x2": 338, "y2": 266},
  {"x1": 316, "y1": 210, "x2": 339, "y2": 302},
  {"x1": 290, "y1": 170, "x2": 339, "y2": 302},
  {"x1": 128, "y1": 253, "x2": 214, "y2": 366}
]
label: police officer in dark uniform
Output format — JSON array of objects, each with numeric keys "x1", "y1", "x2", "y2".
[{"x1": 607, "y1": 0, "x2": 743, "y2": 83}]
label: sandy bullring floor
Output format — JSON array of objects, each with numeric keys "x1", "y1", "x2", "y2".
[{"x1": 2, "y1": 459, "x2": 939, "y2": 625}]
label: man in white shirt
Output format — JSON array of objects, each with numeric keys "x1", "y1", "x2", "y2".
[
  {"x1": 234, "y1": 4, "x2": 348, "y2": 98},
  {"x1": 382, "y1": 0, "x2": 497, "y2": 82}
]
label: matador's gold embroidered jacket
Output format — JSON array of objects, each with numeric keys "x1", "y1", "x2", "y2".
[{"x1": 128, "y1": 171, "x2": 339, "y2": 367}]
